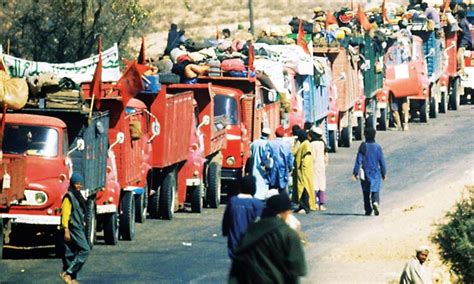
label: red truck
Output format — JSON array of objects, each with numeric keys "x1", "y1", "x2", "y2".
[
  {"x1": 164, "y1": 84, "x2": 227, "y2": 210},
  {"x1": 382, "y1": 36, "x2": 431, "y2": 125},
  {"x1": 314, "y1": 47, "x2": 360, "y2": 150},
  {"x1": 0, "y1": 108, "x2": 109, "y2": 255},
  {"x1": 198, "y1": 75, "x2": 281, "y2": 196}
]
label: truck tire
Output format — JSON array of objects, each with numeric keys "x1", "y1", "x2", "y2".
[
  {"x1": 429, "y1": 96, "x2": 438, "y2": 119},
  {"x1": 119, "y1": 191, "x2": 135, "y2": 241},
  {"x1": 103, "y1": 212, "x2": 119, "y2": 245},
  {"x1": 159, "y1": 171, "x2": 176, "y2": 220},
  {"x1": 439, "y1": 90, "x2": 448, "y2": 113},
  {"x1": 378, "y1": 108, "x2": 388, "y2": 131},
  {"x1": 206, "y1": 162, "x2": 222, "y2": 208},
  {"x1": 328, "y1": 130, "x2": 338, "y2": 153},
  {"x1": 85, "y1": 199, "x2": 97, "y2": 249},
  {"x1": 134, "y1": 184, "x2": 148, "y2": 223},
  {"x1": 449, "y1": 78, "x2": 460, "y2": 110},
  {"x1": 191, "y1": 184, "x2": 203, "y2": 213},
  {"x1": 148, "y1": 185, "x2": 160, "y2": 219},
  {"x1": 420, "y1": 99, "x2": 430, "y2": 123},
  {"x1": 354, "y1": 117, "x2": 364, "y2": 140}
]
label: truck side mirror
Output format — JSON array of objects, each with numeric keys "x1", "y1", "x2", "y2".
[
  {"x1": 147, "y1": 120, "x2": 160, "y2": 144},
  {"x1": 116, "y1": 132, "x2": 125, "y2": 144},
  {"x1": 67, "y1": 138, "x2": 85, "y2": 156},
  {"x1": 425, "y1": 48, "x2": 435, "y2": 58},
  {"x1": 198, "y1": 115, "x2": 210, "y2": 128},
  {"x1": 109, "y1": 132, "x2": 125, "y2": 151}
]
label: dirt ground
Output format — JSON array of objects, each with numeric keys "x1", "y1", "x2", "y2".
[{"x1": 307, "y1": 170, "x2": 474, "y2": 283}]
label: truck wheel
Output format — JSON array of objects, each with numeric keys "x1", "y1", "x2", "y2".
[
  {"x1": 429, "y1": 96, "x2": 438, "y2": 118},
  {"x1": 206, "y1": 162, "x2": 222, "y2": 208},
  {"x1": 340, "y1": 124, "x2": 352, "y2": 148},
  {"x1": 119, "y1": 191, "x2": 136, "y2": 241},
  {"x1": 420, "y1": 99, "x2": 430, "y2": 123},
  {"x1": 85, "y1": 199, "x2": 97, "y2": 249},
  {"x1": 191, "y1": 184, "x2": 203, "y2": 213},
  {"x1": 439, "y1": 90, "x2": 448, "y2": 113},
  {"x1": 378, "y1": 108, "x2": 388, "y2": 131},
  {"x1": 159, "y1": 171, "x2": 176, "y2": 220},
  {"x1": 148, "y1": 185, "x2": 160, "y2": 219},
  {"x1": 328, "y1": 130, "x2": 338, "y2": 153},
  {"x1": 449, "y1": 78, "x2": 460, "y2": 110},
  {"x1": 134, "y1": 184, "x2": 148, "y2": 223},
  {"x1": 354, "y1": 117, "x2": 364, "y2": 140},
  {"x1": 103, "y1": 212, "x2": 119, "y2": 245}
]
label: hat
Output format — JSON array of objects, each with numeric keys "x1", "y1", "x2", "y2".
[
  {"x1": 262, "y1": 127, "x2": 271, "y2": 136},
  {"x1": 266, "y1": 194, "x2": 292, "y2": 214},
  {"x1": 70, "y1": 173, "x2": 84, "y2": 186},
  {"x1": 275, "y1": 126, "x2": 285, "y2": 137},
  {"x1": 311, "y1": 126, "x2": 323, "y2": 136},
  {"x1": 416, "y1": 245, "x2": 430, "y2": 253},
  {"x1": 313, "y1": 7, "x2": 323, "y2": 14}
]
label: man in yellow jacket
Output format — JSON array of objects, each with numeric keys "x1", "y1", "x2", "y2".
[{"x1": 294, "y1": 130, "x2": 316, "y2": 214}]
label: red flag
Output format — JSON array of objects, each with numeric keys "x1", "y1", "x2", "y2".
[
  {"x1": 137, "y1": 35, "x2": 146, "y2": 64},
  {"x1": 116, "y1": 62, "x2": 145, "y2": 108},
  {"x1": 381, "y1": 0, "x2": 389, "y2": 24},
  {"x1": 326, "y1": 10, "x2": 337, "y2": 31},
  {"x1": 248, "y1": 42, "x2": 254, "y2": 78},
  {"x1": 297, "y1": 19, "x2": 310, "y2": 55},
  {"x1": 91, "y1": 37, "x2": 103, "y2": 110},
  {"x1": 356, "y1": 4, "x2": 372, "y2": 31}
]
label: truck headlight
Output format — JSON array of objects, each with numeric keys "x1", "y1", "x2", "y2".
[
  {"x1": 35, "y1": 192, "x2": 47, "y2": 205},
  {"x1": 226, "y1": 156, "x2": 236, "y2": 166}
]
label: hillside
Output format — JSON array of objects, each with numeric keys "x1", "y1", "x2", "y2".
[{"x1": 137, "y1": 0, "x2": 408, "y2": 57}]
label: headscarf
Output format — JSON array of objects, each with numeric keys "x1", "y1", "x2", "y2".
[{"x1": 69, "y1": 173, "x2": 87, "y2": 213}]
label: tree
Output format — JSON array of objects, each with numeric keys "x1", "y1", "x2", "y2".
[
  {"x1": 1, "y1": 0, "x2": 149, "y2": 62},
  {"x1": 432, "y1": 187, "x2": 474, "y2": 283}
]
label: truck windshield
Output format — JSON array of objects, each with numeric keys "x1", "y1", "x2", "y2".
[
  {"x1": 214, "y1": 94, "x2": 238, "y2": 128},
  {"x1": 3, "y1": 125, "x2": 59, "y2": 157}
]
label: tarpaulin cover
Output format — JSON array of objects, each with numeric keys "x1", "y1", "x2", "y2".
[{"x1": 0, "y1": 71, "x2": 28, "y2": 110}]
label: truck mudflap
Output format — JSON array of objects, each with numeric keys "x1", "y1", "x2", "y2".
[
  {"x1": 96, "y1": 204, "x2": 117, "y2": 214},
  {"x1": 377, "y1": 102, "x2": 388, "y2": 109},
  {"x1": 353, "y1": 110, "x2": 364, "y2": 118},
  {"x1": 0, "y1": 214, "x2": 60, "y2": 225}
]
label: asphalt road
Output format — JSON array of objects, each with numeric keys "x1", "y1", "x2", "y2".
[{"x1": 1, "y1": 105, "x2": 473, "y2": 284}]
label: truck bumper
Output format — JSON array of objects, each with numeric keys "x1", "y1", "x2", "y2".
[
  {"x1": 0, "y1": 214, "x2": 60, "y2": 225},
  {"x1": 186, "y1": 178, "x2": 201, "y2": 186},
  {"x1": 96, "y1": 204, "x2": 117, "y2": 214},
  {"x1": 221, "y1": 168, "x2": 242, "y2": 182},
  {"x1": 461, "y1": 68, "x2": 474, "y2": 89},
  {"x1": 327, "y1": 123, "x2": 338, "y2": 131}
]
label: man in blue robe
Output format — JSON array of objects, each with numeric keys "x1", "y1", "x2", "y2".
[
  {"x1": 267, "y1": 126, "x2": 294, "y2": 193},
  {"x1": 249, "y1": 127, "x2": 272, "y2": 200},
  {"x1": 352, "y1": 127, "x2": 387, "y2": 216}
]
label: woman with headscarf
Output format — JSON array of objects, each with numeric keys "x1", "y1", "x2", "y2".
[
  {"x1": 309, "y1": 126, "x2": 328, "y2": 211},
  {"x1": 294, "y1": 130, "x2": 316, "y2": 214},
  {"x1": 60, "y1": 173, "x2": 90, "y2": 284}
]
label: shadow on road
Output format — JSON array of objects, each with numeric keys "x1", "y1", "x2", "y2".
[{"x1": 320, "y1": 212, "x2": 367, "y2": 217}]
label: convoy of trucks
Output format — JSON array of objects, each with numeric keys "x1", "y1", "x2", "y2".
[{"x1": 0, "y1": 5, "x2": 470, "y2": 258}]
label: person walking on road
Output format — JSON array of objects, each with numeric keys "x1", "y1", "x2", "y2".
[
  {"x1": 229, "y1": 193, "x2": 307, "y2": 284},
  {"x1": 60, "y1": 173, "x2": 90, "y2": 284},
  {"x1": 400, "y1": 245, "x2": 433, "y2": 284},
  {"x1": 222, "y1": 175, "x2": 264, "y2": 259},
  {"x1": 294, "y1": 130, "x2": 317, "y2": 214},
  {"x1": 309, "y1": 126, "x2": 328, "y2": 211},
  {"x1": 267, "y1": 126, "x2": 294, "y2": 193},
  {"x1": 249, "y1": 127, "x2": 272, "y2": 200},
  {"x1": 352, "y1": 127, "x2": 387, "y2": 216}
]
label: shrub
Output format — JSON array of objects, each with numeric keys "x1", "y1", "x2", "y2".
[{"x1": 432, "y1": 187, "x2": 474, "y2": 283}]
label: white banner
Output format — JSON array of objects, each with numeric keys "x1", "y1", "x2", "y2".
[{"x1": 1, "y1": 44, "x2": 121, "y2": 83}]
